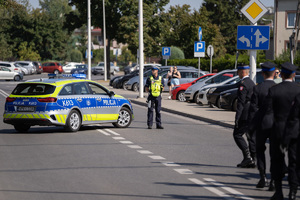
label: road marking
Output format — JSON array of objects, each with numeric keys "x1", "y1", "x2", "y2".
[
  {"x1": 119, "y1": 141, "x2": 133, "y2": 144},
  {"x1": 97, "y1": 129, "x2": 110, "y2": 136},
  {"x1": 148, "y1": 155, "x2": 165, "y2": 160},
  {"x1": 137, "y1": 150, "x2": 153, "y2": 154},
  {"x1": 161, "y1": 162, "x2": 181, "y2": 167},
  {"x1": 189, "y1": 178, "x2": 234, "y2": 200},
  {"x1": 127, "y1": 145, "x2": 142, "y2": 149},
  {"x1": 105, "y1": 129, "x2": 120, "y2": 136},
  {"x1": 173, "y1": 169, "x2": 194, "y2": 175},
  {"x1": 203, "y1": 178, "x2": 254, "y2": 200},
  {"x1": 112, "y1": 137, "x2": 125, "y2": 140},
  {"x1": 0, "y1": 89, "x2": 9, "y2": 98}
]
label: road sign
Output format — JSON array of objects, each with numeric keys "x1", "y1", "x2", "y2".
[
  {"x1": 162, "y1": 47, "x2": 171, "y2": 56},
  {"x1": 241, "y1": 0, "x2": 268, "y2": 24},
  {"x1": 194, "y1": 41, "x2": 205, "y2": 57},
  {"x1": 237, "y1": 25, "x2": 270, "y2": 50},
  {"x1": 85, "y1": 50, "x2": 93, "y2": 59},
  {"x1": 198, "y1": 27, "x2": 202, "y2": 41},
  {"x1": 207, "y1": 45, "x2": 214, "y2": 57}
]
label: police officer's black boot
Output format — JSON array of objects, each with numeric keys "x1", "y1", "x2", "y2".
[
  {"x1": 249, "y1": 152, "x2": 257, "y2": 168},
  {"x1": 237, "y1": 149, "x2": 254, "y2": 168},
  {"x1": 256, "y1": 170, "x2": 268, "y2": 188},
  {"x1": 268, "y1": 179, "x2": 275, "y2": 191},
  {"x1": 288, "y1": 187, "x2": 297, "y2": 200},
  {"x1": 270, "y1": 180, "x2": 284, "y2": 200}
]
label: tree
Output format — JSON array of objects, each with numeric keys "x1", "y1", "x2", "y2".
[
  {"x1": 202, "y1": 0, "x2": 249, "y2": 54},
  {"x1": 0, "y1": 33, "x2": 13, "y2": 60},
  {"x1": 66, "y1": 0, "x2": 169, "y2": 79},
  {"x1": 69, "y1": 49, "x2": 83, "y2": 62},
  {"x1": 18, "y1": 41, "x2": 41, "y2": 61},
  {"x1": 169, "y1": 46, "x2": 185, "y2": 60}
]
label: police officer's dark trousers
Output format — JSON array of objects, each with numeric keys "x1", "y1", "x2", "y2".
[
  {"x1": 256, "y1": 129, "x2": 270, "y2": 171},
  {"x1": 147, "y1": 95, "x2": 161, "y2": 127}
]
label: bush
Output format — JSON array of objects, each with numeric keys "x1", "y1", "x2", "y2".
[
  {"x1": 169, "y1": 46, "x2": 185, "y2": 60},
  {"x1": 70, "y1": 49, "x2": 83, "y2": 63}
]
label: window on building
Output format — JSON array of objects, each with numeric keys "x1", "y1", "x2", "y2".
[{"x1": 287, "y1": 12, "x2": 296, "y2": 28}]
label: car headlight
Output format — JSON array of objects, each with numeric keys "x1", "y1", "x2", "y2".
[{"x1": 208, "y1": 88, "x2": 217, "y2": 94}]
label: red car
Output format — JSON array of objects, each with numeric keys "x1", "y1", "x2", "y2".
[
  {"x1": 42, "y1": 62, "x2": 64, "y2": 74},
  {"x1": 172, "y1": 73, "x2": 216, "y2": 101}
]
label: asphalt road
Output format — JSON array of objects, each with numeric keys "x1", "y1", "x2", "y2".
[{"x1": 0, "y1": 75, "x2": 295, "y2": 200}]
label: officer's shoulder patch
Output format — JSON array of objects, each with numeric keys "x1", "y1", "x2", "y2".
[{"x1": 240, "y1": 86, "x2": 244, "y2": 91}]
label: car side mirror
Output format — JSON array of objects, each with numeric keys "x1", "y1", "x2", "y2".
[{"x1": 109, "y1": 91, "x2": 115, "y2": 97}]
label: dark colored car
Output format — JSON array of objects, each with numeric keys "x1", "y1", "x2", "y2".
[
  {"x1": 42, "y1": 62, "x2": 64, "y2": 74},
  {"x1": 219, "y1": 88, "x2": 238, "y2": 111},
  {"x1": 70, "y1": 64, "x2": 88, "y2": 74},
  {"x1": 124, "y1": 63, "x2": 137, "y2": 74},
  {"x1": 207, "y1": 71, "x2": 263, "y2": 108},
  {"x1": 113, "y1": 70, "x2": 140, "y2": 89},
  {"x1": 33, "y1": 61, "x2": 43, "y2": 74}
]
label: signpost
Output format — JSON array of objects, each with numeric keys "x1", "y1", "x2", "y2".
[
  {"x1": 162, "y1": 47, "x2": 171, "y2": 66},
  {"x1": 207, "y1": 45, "x2": 214, "y2": 73},
  {"x1": 240, "y1": 0, "x2": 269, "y2": 83},
  {"x1": 194, "y1": 27, "x2": 205, "y2": 77}
]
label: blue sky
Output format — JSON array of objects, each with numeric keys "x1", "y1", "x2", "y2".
[{"x1": 29, "y1": 0, "x2": 274, "y2": 10}]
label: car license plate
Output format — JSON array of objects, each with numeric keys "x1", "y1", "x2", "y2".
[{"x1": 17, "y1": 106, "x2": 35, "y2": 112}]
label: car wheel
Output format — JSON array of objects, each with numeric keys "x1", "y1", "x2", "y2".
[
  {"x1": 14, "y1": 125, "x2": 30, "y2": 133},
  {"x1": 177, "y1": 90, "x2": 186, "y2": 102},
  {"x1": 195, "y1": 93, "x2": 202, "y2": 105},
  {"x1": 14, "y1": 75, "x2": 21, "y2": 81},
  {"x1": 54, "y1": 70, "x2": 59, "y2": 74},
  {"x1": 122, "y1": 80, "x2": 129, "y2": 90},
  {"x1": 132, "y1": 83, "x2": 138, "y2": 92},
  {"x1": 216, "y1": 97, "x2": 221, "y2": 108},
  {"x1": 64, "y1": 110, "x2": 81, "y2": 132},
  {"x1": 113, "y1": 107, "x2": 132, "y2": 128},
  {"x1": 232, "y1": 98, "x2": 238, "y2": 111},
  {"x1": 111, "y1": 70, "x2": 116, "y2": 76},
  {"x1": 192, "y1": 92, "x2": 199, "y2": 103}
]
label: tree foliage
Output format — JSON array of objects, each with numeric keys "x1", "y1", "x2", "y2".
[{"x1": 18, "y1": 41, "x2": 41, "y2": 61}]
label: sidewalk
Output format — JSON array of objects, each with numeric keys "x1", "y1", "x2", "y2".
[{"x1": 97, "y1": 80, "x2": 235, "y2": 128}]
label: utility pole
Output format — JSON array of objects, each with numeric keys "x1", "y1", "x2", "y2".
[
  {"x1": 87, "y1": 0, "x2": 92, "y2": 80},
  {"x1": 138, "y1": 0, "x2": 144, "y2": 98},
  {"x1": 103, "y1": 0, "x2": 107, "y2": 81}
]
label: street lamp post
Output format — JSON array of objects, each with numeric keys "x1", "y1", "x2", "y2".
[
  {"x1": 138, "y1": 0, "x2": 144, "y2": 98},
  {"x1": 103, "y1": 0, "x2": 107, "y2": 81},
  {"x1": 87, "y1": 0, "x2": 92, "y2": 80}
]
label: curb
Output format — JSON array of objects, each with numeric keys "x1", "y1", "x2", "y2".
[{"x1": 130, "y1": 99, "x2": 235, "y2": 129}]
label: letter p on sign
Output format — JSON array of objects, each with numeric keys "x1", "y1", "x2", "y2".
[{"x1": 162, "y1": 47, "x2": 171, "y2": 56}]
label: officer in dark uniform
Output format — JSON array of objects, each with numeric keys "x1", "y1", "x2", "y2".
[
  {"x1": 248, "y1": 61, "x2": 276, "y2": 190},
  {"x1": 234, "y1": 65, "x2": 256, "y2": 168},
  {"x1": 263, "y1": 62, "x2": 300, "y2": 200},
  {"x1": 145, "y1": 67, "x2": 164, "y2": 129}
]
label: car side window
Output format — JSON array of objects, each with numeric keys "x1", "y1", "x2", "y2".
[
  {"x1": 2, "y1": 67, "x2": 10, "y2": 71},
  {"x1": 59, "y1": 84, "x2": 73, "y2": 95},
  {"x1": 50, "y1": 63, "x2": 55, "y2": 66},
  {"x1": 87, "y1": 83, "x2": 108, "y2": 95},
  {"x1": 73, "y1": 82, "x2": 90, "y2": 95},
  {"x1": 192, "y1": 72, "x2": 198, "y2": 78}
]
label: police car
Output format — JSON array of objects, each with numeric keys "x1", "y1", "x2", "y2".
[{"x1": 3, "y1": 74, "x2": 134, "y2": 133}]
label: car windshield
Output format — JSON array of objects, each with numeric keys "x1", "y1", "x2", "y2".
[
  {"x1": 14, "y1": 63, "x2": 22, "y2": 68},
  {"x1": 12, "y1": 84, "x2": 56, "y2": 95},
  {"x1": 76, "y1": 65, "x2": 86, "y2": 69},
  {"x1": 196, "y1": 75, "x2": 212, "y2": 83}
]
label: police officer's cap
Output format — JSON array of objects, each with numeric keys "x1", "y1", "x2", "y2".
[
  {"x1": 281, "y1": 62, "x2": 298, "y2": 74},
  {"x1": 261, "y1": 61, "x2": 276, "y2": 72},
  {"x1": 152, "y1": 66, "x2": 159, "y2": 70},
  {"x1": 237, "y1": 66, "x2": 250, "y2": 70}
]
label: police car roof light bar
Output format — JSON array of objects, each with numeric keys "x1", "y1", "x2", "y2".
[{"x1": 48, "y1": 74, "x2": 86, "y2": 79}]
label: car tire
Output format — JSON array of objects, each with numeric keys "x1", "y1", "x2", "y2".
[
  {"x1": 64, "y1": 110, "x2": 81, "y2": 132},
  {"x1": 14, "y1": 125, "x2": 30, "y2": 133},
  {"x1": 232, "y1": 98, "x2": 238, "y2": 111},
  {"x1": 122, "y1": 80, "x2": 128, "y2": 90},
  {"x1": 216, "y1": 97, "x2": 221, "y2": 108},
  {"x1": 132, "y1": 83, "x2": 138, "y2": 92},
  {"x1": 195, "y1": 93, "x2": 202, "y2": 105},
  {"x1": 54, "y1": 70, "x2": 59, "y2": 75},
  {"x1": 113, "y1": 107, "x2": 132, "y2": 128},
  {"x1": 177, "y1": 90, "x2": 186, "y2": 102},
  {"x1": 192, "y1": 92, "x2": 199, "y2": 103},
  {"x1": 14, "y1": 75, "x2": 21, "y2": 81}
]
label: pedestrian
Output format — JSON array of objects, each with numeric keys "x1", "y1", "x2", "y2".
[
  {"x1": 145, "y1": 66, "x2": 165, "y2": 129},
  {"x1": 274, "y1": 67, "x2": 282, "y2": 84},
  {"x1": 262, "y1": 62, "x2": 300, "y2": 200},
  {"x1": 171, "y1": 66, "x2": 181, "y2": 87},
  {"x1": 167, "y1": 66, "x2": 173, "y2": 99},
  {"x1": 233, "y1": 65, "x2": 256, "y2": 168},
  {"x1": 248, "y1": 61, "x2": 276, "y2": 190}
]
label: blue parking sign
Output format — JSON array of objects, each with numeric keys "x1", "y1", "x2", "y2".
[
  {"x1": 194, "y1": 41, "x2": 205, "y2": 57},
  {"x1": 162, "y1": 47, "x2": 171, "y2": 56}
]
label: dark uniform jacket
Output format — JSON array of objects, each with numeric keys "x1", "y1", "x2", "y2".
[
  {"x1": 248, "y1": 80, "x2": 276, "y2": 130},
  {"x1": 284, "y1": 93, "x2": 300, "y2": 144},
  {"x1": 235, "y1": 77, "x2": 255, "y2": 122},
  {"x1": 264, "y1": 81, "x2": 300, "y2": 139}
]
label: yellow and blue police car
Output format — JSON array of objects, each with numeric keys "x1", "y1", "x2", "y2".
[{"x1": 3, "y1": 74, "x2": 134, "y2": 133}]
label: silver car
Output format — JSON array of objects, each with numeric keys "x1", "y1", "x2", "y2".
[
  {"x1": 0, "y1": 61, "x2": 23, "y2": 75},
  {"x1": 92, "y1": 62, "x2": 120, "y2": 75},
  {"x1": 15, "y1": 61, "x2": 36, "y2": 74}
]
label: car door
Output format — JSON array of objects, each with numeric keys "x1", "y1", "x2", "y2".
[
  {"x1": 1, "y1": 67, "x2": 14, "y2": 79},
  {"x1": 86, "y1": 82, "x2": 119, "y2": 122}
]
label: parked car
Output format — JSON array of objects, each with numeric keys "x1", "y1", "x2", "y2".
[
  {"x1": 70, "y1": 64, "x2": 88, "y2": 74},
  {"x1": 0, "y1": 67, "x2": 23, "y2": 81},
  {"x1": 15, "y1": 61, "x2": 37, "y2": 74},
  {"x1": 42, "y1": 62, "x2": 64, "y2": 74},
  {"x1": 220, "y1": 88, "x2": 238, "y2": 111},
  {"x1": 171, "y1": 74, "x2": 216, "y2": 102},
  {"x1": 33, "y1": 61, "x2": 43, "y2": 74},
  {"x1": 0, "y1": 61, "x2": 23, "y2": 75},
  {"x1": 112, "y1": 70, "x2": 140, "y2": 89},
  {"x1": 124, "y1": 63, "x2": 137, "y2": 74},
  {"x1": 124, "y1": 64, "x2": 162, "y2": 75},
  {"x1": 63, "y1": 62, "x2": 82, "y2": 74},
  {"x1": 184, "y1": 69, "x2": 238, "y2": 102},
  {"x1": 92, "y1": 62, "x2": 120, "y2": 75},
  {"x1": 13, "y1": 63, "x2": 30, "y2": 75},
  {"x1": 207, "y1": 70, "x2": 263, "y2": 107}
]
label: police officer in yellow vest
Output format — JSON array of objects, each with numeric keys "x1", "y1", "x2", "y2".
[{"x1": 145, "y1": 67, "x2": 165, "y2": 129}]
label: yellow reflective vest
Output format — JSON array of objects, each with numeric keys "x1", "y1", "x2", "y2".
[{"x1": 150, "y1": 76, "x2": 162, "y2": 97}]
